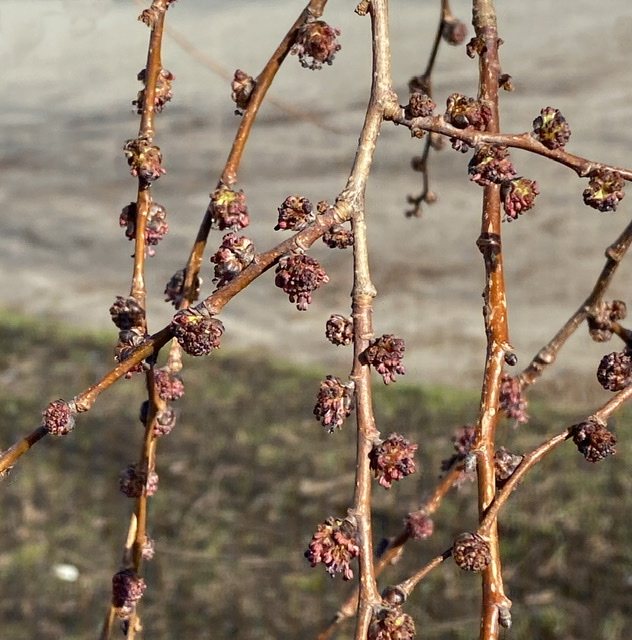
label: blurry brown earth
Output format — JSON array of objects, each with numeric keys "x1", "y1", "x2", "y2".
[{"x1": 3, "y1": 0, "x2": 632, "y2": 400}]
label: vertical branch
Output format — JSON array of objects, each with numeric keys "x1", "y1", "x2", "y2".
[
  {"x1": 343, "y1": 1, "x2": 396, "y2": 637},
  {"x1": 131, "y1": 1, "x2": 168, "y2": 310},
  {"x1": 471, "y1": 1, "x2": 511, "y2": 638}
]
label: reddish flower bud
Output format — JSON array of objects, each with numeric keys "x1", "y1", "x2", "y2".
[
  {"x1": 369, "y1": 433, "x2": 418, "y2": 489},
  {"x1": 583, "y1": 170, "x2": 625, "y2": 212},
  {"x1": 123, "y1": 136, "x2": 165, "y2": 183},
  {"x1": 275, "y1": 195, "x2": 314, "y2": 231},
  {"x1": 114, "y1": 327, "x2": 149, "y2": 377},
  {"x1": 405, "y1": 92, "x2": 436, "y2": 119},
  {"x1": 368, "y1": 608, "x2": 416, "y2": 640},
  {"x1": 110, "y1": 296, "x2": 145, "y2": 331},
  {"x1": 171, "y1": 306, "x2": 224, "y2": 356},
  {"x1": 210, "y1": 233, "x2": 256, "y2": 288},
  {"x1": 445, "y1": 93, "x2": 492, "y2": 131},
  {"x1": 494, "y1": 447, "x2": 523, "y2": 483},
  {"x1": 468, "y1": 145, "x2": 516, "y2": 186},
  {"x1": 119, "y1": 202, "x2": 169, "y2": 256},
  {"x1": 570, "y1": 418, "x2": 617, "y2": 463},
  {"x1": 291, "y1": 20, "x2": 341, "y2": 70},
  {"x1": 325, "y1": 314, "x2": 354, "y2": 346},
  {"x1": 275, "y1": 252, "x2": 329, "y2": 311},
  {"x1": 154, "y1": 367, "x2": 185, "y2": 401},
  {"x1": 501, "y1": 177, "x2": 539, "y2": 221},
  {"x1": 209, "y1": 187, "x2": 250, "y2": 230},
  {"x1": 133, "y1": 68, "x2": 175, "y2": 114},
  {"x1": 231, "y1": 69, "x2": 255, "y2": 115},
  {"x1": 532, "y1": 106, "x2": 571, "y2": 150},
  {"x1": 164, "y1": 268, "x2": 201, "y2": 307},
  {"x1": 112, "y1": 569, "x2": 146, "y2": 619},
  {"x1": 314, "y1": 376, "x2": 355, "y2": 432},
  {"x1": 364, "y1": 334, "x2": 406, "y2": 384},
  {"x1": 452, "y1": 532, "x2": 491, "y2": 571},
  {"x1": 596, "y1": 350, "x2": 632, "y2": 391},
  {"x1": 404, "y1": 511, "x2": 434, "y2": 540},
  {"x1": 499, "y1": 374, "x2": 529, "y2": 423},
  {"x1": 323, "y1": 224, "x2": 354, "y2": 249},
  {"x1": 305, "y1": 517, "x2": 359, "y2": 580},
  {"x1": 43, "y1": 399, "x2": 76, "y2": 436},
  {"x1": 588, "y1": 300, "x2": 627, "y2": 342}
]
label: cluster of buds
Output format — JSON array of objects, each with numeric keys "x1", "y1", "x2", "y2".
[
  {"x1": 133, "y1": 68, "x2": 175, "y2": 115},
  {"x1": 441, "y1": 424, "x2": 476, "y2": 473},
  {"x1": 325, "y1": 314, "x2": 353, "y2": 346},
  {"x1": 210, "y1": 232, "x2": 256, "y2": 288},
  {"x1": 369, "y1": 433, "x2": 418, "y2": 489},
  {"x1": 171, "y1": 305, "x2": 224, "y2": 356},
  {"x1": 119, "y1": 202, "x2": 169, "y2": 256},
  {"x1": 596, "y1": 349, "x2": 632, "y2": 391},
  {"x1": 499, "y1": 374, "x2": 529, "y2": 423},
  {"x1": 583, "y1": 170, "x2": 625, "y2": 212},
  {"x1": 209, "y1": 186, "x2": 250, "y2": 230},
  {"x1": 445, "y1": 93, "x2": 492, "y2": 131},
  {"x1": 154, "y1": 368, "x2": 185, "y2": 402},
  {"x1": 404, "y1": 510, "x2": 434, "y2": 541},
  {"x1": 501, "y1": 177, "x2": 539, "y2": 221},
  {"x1": 231, "y1": 69, "x2": 255, "y2": 115},
  {"x1": 368, "y1": 607, "x2": 416, "y2": 640},
  {"x1": 114, "y1": 327, "x2": 149, "y2": 377},
  {"x1": 110, "y1": 296, "x2": 145, "y2": 331},
  {"x1": 532, "y1": 107, "x2": 571, "y2": 150},
  {"x1": 323, "y1": 224, "x2": 354, "y2": 249},
  {"x1": 468, "y1": 145, "x2": 516, "y2": 186},
  {"x1": 313, "y1": 376, "x2": 355, "y2": 432},
  {"x1": 112, "y1": 569, "x2": 146, "y2": 620},
  {"x1": 139, "y1": 401, "x2": 177, "y2": 437},
  {"x1": 494, "y1": 447, "x2": 523, "y2": 485},
  {"x1": 364, "y1": 334, "x2": 406, "y2": 384},
  {"x1": 441, "y1": 15, "x2": 468, "y2": 46},
  {"x1": 291, "y1": 20, "x2": 341, "y2": 70},
  {"x1": 123, "y1": 136, "x2": 165, "y2": 183},
  {"x1": 275, "y1": 251, "x2": 329, "y2": 311},
  {"x1": 43, "y1": 399, "x2": 77, "y2": 437},
  {"x1": 275, "y1": 195, "x2": 314, "y2": 231},
  {"x1": 164, "y1": 267, "x2": 201, "y2": 307},
  {"x1": 452, "y1": 532, "x2": 491, "y2": 571},
  {"x1": 405, "y1": 91, "x2": 436, "y2": 119},
  {"x1": 570, "y1": 418, "x2": 617, "y2": 463},
  {"x1": 588, "y1": 300, "x2": 627, "y2": 342},
  {"x1": 119, "y1": 463, "x2": 159, "y2": 498},
  {"x1": 304, "y1": 516, "x2": 359, "y2": 580}
]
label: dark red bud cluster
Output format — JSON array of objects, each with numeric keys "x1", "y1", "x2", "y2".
[
  {"x1": 231, "y1": 69, "x2": 255, "y2": 115},
  {"x1": 369, "y1": 433, "x2": 418, "y2": 489},
  {"x1": 404, "y1": 511, "x2": 434, "y2": 540},
  {"x1": 501, "y1": 177, "x2": 539, "y2": 221},
  {"x1": 164, "y1": 268, "x2": 201, "y2": 307},
  {"x1": 133, "y1": 68, "x2": 175, "y2": 114},
  {"x1": 406, "y1": 91, "x2": 436, "y2": 119},
  {"x1": 123, "y1": 136, "x2": 165, "y2": 183},
  {"x1": 43, "y1": 399, "x2": 77, "y2": 437},
  {"x1": 323, "y1": 224, "x2": 354, "y2": 249},
  {"x1": 119, "y1": 463, "x2": 158, "y2": 498},
  {"x1": 275, "y1": 195, "x2": 315, "y2": 231},
  {"x1": 441, "y1": 424, "x2": 476, "y2": 473},
  {"x1": 445, "y1": 93, "x2": 492, "y2": 131},
  {"x1": 499, "y1": 373, "x2": 529, "y2": 423},
  {"x1": 209, "y1": 187, "x2": 250, "y2": 230},
  {"x1": 114, "y1": 327, "x2": 149, "y2": 377},
  {"x1": 570, "y1": 418, "x2": 617, "y2": 463},
  {"x1": 494, "y1": 447, "x2": 523, "y2": 484},
  {"x1": 368, "y1": 608, "x2": 416, "y2": 640},
  {"x1": 119, "y1": 202, "x2": 169, "y2": 256},
  {"x1": 305, "y1": 517, "x2": 359, "y2": 580},
  {"x1": 313, "y1": 376, "x2": 355, "y2": 432},
  {"x1": 583, "y1": 170, "x2": 625, "y2": 212},
  {"x1": 468, "y1": 145, "x2": 516, "y2": 186},
  {"x1": 275, "y1": 252, "x2": 329, "y2": 311},
  {"x1": 154, "y1": 367, "x2": 185, "y2": 401},
  {"x1": 112, "y1": 569, "x2": 146, "y2": 619},
  {"x1": 596, "y1": 349, "x2": 632, "y2": 391},
  {"x1": 532, "y1": 106, "x2": 571, "y2": 150},
  {"x1": 171, "y1": 306, "x2": 224, "y2": 356},
  {"x1": 110, "y1": 295, "x2": 145, "y2": 331},
  {"x1": 291, "y1": 20, "x2": 341, "y2": 70},
  {"x1": 325, "y1": 314, "x2": 354, "y2": 346},
  {"x1": 210, "y1": 232, "x2": 256, "y2": 288},
  {"x1": 364, "y1": 334, "x2": 406, "y2": 384}
]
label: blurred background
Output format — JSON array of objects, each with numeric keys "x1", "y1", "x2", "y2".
[{"x1": 1, "y1": 0, "x2": 632, "y2": 638}]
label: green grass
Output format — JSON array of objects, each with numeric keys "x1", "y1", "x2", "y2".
[{"x1": 0, "y1": 315, "x2": 630, "y2": 639}]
